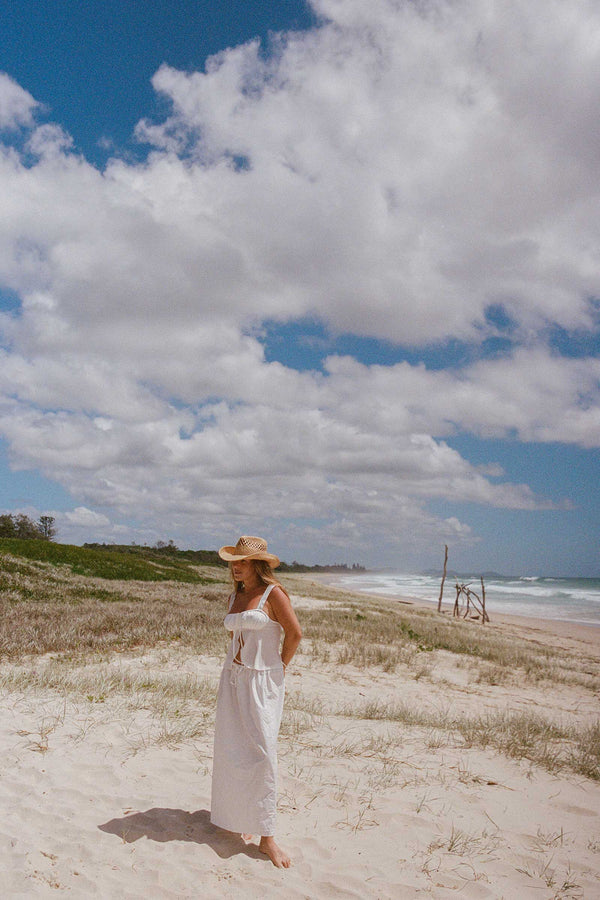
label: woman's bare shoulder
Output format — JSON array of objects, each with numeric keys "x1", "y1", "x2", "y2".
[{"x1": 268, "y1": 584, "x2": 290, "y2": 604}]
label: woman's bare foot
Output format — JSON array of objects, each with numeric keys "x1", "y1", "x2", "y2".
[
  {"x1": 241, "y1": 833, "x2": 253, "y2": 844},
  {"x1": 259, "y1": 835, "x2": 291, "y2": 868}
]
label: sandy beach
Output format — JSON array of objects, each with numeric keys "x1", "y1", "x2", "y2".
[{"x1": 1, "y1": 574, "x2": 599, "y2": 898}]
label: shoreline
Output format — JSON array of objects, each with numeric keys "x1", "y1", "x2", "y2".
[{"x1": 302, "y1": 572, "x2": 600, "y2": 650}]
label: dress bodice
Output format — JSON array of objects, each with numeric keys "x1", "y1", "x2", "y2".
[
  {"x1": 223, "y1": 584, "x2": 284, "y2": 671},
  {"x1": 224, "y1": 608, "x2": 270, "y2": 631}
]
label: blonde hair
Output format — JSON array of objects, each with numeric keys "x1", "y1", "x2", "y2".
[{"x1": 229, "y1": 559, "x2": 290, "y2": 599}]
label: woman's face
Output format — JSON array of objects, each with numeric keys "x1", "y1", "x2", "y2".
[{"x1": 232, "y1": 558, "x2": 256, "y2": 584}]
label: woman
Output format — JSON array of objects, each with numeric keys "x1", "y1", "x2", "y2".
[{"x1": 210, "y1": 536, "x2": 302, "y2": 868}]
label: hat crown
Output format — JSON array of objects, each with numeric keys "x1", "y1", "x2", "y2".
[
  {"x1": 218, "y1": 535, "x2": 280, "y2": 567},
  {"x1": 235, "y1": 536, "x2": 267, "y2": 554}
]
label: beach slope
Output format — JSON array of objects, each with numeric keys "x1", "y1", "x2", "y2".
[{"x1": 1, "y1": 568, "x2": 599, "y2": 898}]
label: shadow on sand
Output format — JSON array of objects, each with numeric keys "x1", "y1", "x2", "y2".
[{"x1": 98, "y1": 807, "x2": 264, "y2": 861}]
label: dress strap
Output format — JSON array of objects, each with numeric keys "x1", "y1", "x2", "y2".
[{"x1": 257, "y1": 583, "x2": 276, "y2": 610}]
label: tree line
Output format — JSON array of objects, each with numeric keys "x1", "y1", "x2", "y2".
[
  {"x1": 1, "y1": 521, "x2": 367, "y2": 571},
  {"x1": 83, "y1": 542, "x2": 366, "y2": 572},
  {"x1": 0, "y1": 513, "x2": 56, "y2": 541}
]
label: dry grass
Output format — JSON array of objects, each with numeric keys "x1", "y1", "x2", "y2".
[
  {"x1": 344, "y1": 697, "x2": 600, "y2": 781},
  {"x1": 0, "y1": 659, "x2": 217, "y2": 703},
  {"x1": 3, "y1": 555, "x2": 597, "y2": 691},
  {"x1": 0, "y1": 657, "x2": 220, "y2": 756},
  {"x1": 0, "y1": 593, "x2": 228, "y2": 658},
  {"x1": 1, "y1": 552, "x2": 599, "y2": 780},
  {"x1": 427, "y1": 824, "x2": 502, "y2": 859},
  {"x1": 0, "y1": 552, "x2": 229, "y2": 658},
  {"x1": 281, "y1": 692, "x2": 600, "y2": 781},
  {"x1": 515, "y1": 859, "x2": 583, "y2": 897},
  {"x1": 296, "y1": 591, "x2": 600, "y2": 691}
]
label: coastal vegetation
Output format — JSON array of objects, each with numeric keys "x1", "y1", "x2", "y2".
[
  {"x1": 0, "y1": 541, "x2": 598, "y2": 784},
  {"x1": 0, "y1": 538, "x2": 220, "y2": 583},
  {"x1": 0, "y1": 513, "x2": 56, "y2": 541}
]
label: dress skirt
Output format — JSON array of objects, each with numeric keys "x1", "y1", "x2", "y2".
[{"x1": 211, "y1": 662, "x2": 285, "y2": 836}]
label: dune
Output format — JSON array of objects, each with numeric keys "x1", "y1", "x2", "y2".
[{"x1": 0, "y1": 573, "x2": 599, "y2": 897}]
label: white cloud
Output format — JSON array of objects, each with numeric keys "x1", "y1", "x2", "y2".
[
  {"x1": 0, "y1": 1, "x2": 598, "y2": 565},
  {"x1": 322, "y1": 349, "x2": 600, "y2": 448},
  {"x1": 52, "y1": 506, "x2": 147, "y2": 547},
  {"x1": 0, "y1": 73, "x2": 38, "y2": 130},
  {"x1": 132, "y1": 0, "x2": 600, "y2": 341},
  {"x1": 63, "y1": 506, "x2": 111, "y2": 528},
  {"x1": 26, "y1": 124, "x2": 73, "y2": 159}
]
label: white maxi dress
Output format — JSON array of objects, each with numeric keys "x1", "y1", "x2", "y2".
[{"x1": 210, "y1": 584, "x2": 285, "y2": 836}]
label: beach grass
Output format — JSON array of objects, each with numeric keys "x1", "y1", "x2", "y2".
[
  {"x1": 0, "y1": 546, "x2": 229, "y2": 657},
  {"x1": 326, "y1": 697, "x2": 600, "y2": 781},
  {"x1": 1, "y1": 546, "x2": 598, "y2": 782},
  {"x1": 2, "y1": 550, "x2": 597, "y2": 693},
  {"x1": 297, "y1": 598, "x2": 600, "y2": 691},
  {"x1": 0, "y1": 588, "x2": 228, "y2": 658}
]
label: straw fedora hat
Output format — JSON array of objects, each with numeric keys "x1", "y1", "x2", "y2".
[{"x1": 218, "y1": 535, "x2": 280, "y2": 568}]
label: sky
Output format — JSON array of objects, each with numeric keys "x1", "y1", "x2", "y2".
[{"x1": 0, "y1": 0, "x2": 599, "y2": 575}]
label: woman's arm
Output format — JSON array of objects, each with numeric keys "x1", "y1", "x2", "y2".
[{"x1": 267, "y1": 586, "x2": 302, "y2": 668}]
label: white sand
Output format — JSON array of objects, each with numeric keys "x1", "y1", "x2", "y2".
[{"x1": 1, "y1": 600, "x2": 599, "y2": 898}]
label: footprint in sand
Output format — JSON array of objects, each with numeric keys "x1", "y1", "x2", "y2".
[
  {"x1": 297, "y1": 836, "x2": 333, "y2": 861},
  {"x1": 554, "y1": 803, "x2": 598, "y2": 817}
]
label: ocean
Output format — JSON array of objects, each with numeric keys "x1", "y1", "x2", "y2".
[{"x1": 329, "y1": 572, "x2": 600, "y2": 627}]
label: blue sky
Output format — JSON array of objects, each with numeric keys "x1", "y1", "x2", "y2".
[
  {"x1": 0, "y1": 1, "x2": 317, "y2": 166},
  {"x1": 0, "y1": 0, "x2": 599, "y2": 574}
]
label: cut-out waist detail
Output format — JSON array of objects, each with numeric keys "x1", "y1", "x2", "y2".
[{"x1": 225, "y1": 620, "x2": 283, "y2": 670}]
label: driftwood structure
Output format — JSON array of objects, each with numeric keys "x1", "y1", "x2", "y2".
[
  {"x1": 452, "y1": 577, "x2": 489, "y2": 624},
  {"x1": 437, "y1": 547, "x2": 489, "y2": 624}
]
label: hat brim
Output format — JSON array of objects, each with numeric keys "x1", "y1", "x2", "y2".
[{"x1": 218, "y1": 546, "x2": 280, "y2": 568}]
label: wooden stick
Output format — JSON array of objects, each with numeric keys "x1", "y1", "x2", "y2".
[
  {"x1": 438, "y1": 544, "x2": 448, "y2": 612},
  {"x1": 481, "y1": 576, "x2": 489, "y2": 623}
]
